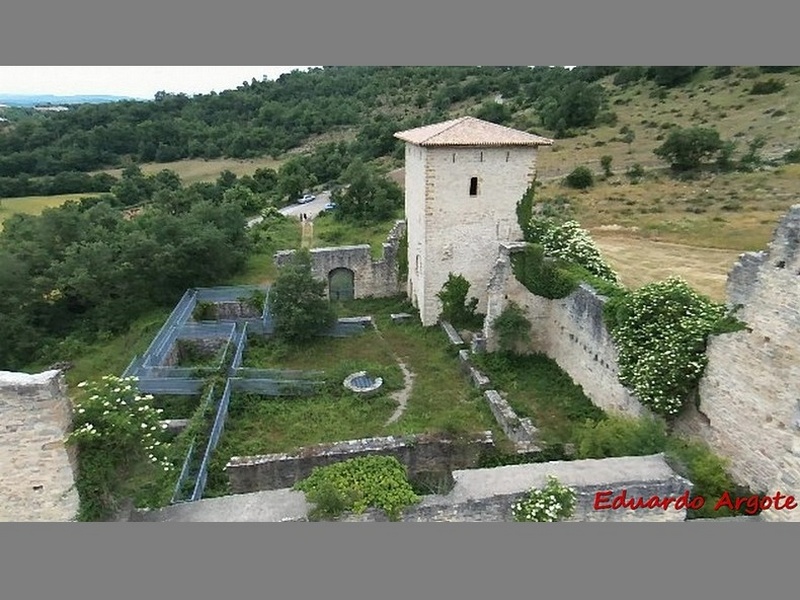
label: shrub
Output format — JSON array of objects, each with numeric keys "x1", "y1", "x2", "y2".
[
  {"x1": 626, "y1": 163, "x2": 646, "y2": 181},
  {"x1": 600, "y1": 155, "x2": 613, "y2": 177},
  {"x1": 526, "y1": 217, "x2": 618, "y2": 283},
  {"x1": 437, "y1": 272, "x2": 480, "y2": 328},
  {"x1": 66, "y1": 375, "x2": 175, "y2": 520},
  {"x1": 603, "y1": 277, "x2": 743, "y2": 417},
  {"x1": 294, "y1": 455, "x2": 420, "y2": 521},
  {"x1": 572, "y1": 414, "x2": 668, "y2": 459},
  {"x1": 749, "y1": 78, "x2": 786, "y2": 95},
  {"x1": 512, "y1": 476, "x2": 576, "y2": 522},
  {"x1": 783, "y1": 148, "x2": 800, "y2": 164},
  {"x1": 492, "y1": 301, "x2": 531, "y2": 353},
  {"x1": 564, "y1": 165, "x2": 595, "y2": 189}
]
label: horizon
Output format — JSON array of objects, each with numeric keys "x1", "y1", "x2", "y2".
[
  {"x1": 0, "y1": 66, "x2": 316, "y2": 100},
  {"x1": 0, "y1": 66, "x2": 577, "y2": 100}
]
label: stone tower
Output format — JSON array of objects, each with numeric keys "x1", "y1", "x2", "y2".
[{"x1": 394, "y1": 116, "x2": 553, "y2": 326}]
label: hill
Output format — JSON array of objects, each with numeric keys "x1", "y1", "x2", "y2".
[
  {"x1": 0, "y1": 94, "x2": 138, "y2": 107},
  {"x1": 2, "y1": 65, "x2": 800, "y2": 370}
]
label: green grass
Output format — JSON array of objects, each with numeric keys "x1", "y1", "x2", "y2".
[
  {"x1": 310, "y1": 211, "x2": 400, "y2": 259},
  {"x1": 471, "y1": 352, "x2": 606, "y2": 445},
  {"x1": 150, "y1": 395, "x2": 203, "y2": 420},
  {"x1": 0, "y1": 193, "x2": 89, "y2": 227},
  {"x1": 228, "y1": 215, "x2": 302, "y2": 285}
]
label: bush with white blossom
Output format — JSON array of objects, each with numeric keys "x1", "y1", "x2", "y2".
[
  {"x1": 67, "y1": 375, "x2": 176, "y2": 519},
  {"x1": 526, "y1": 217, "x2": 619, "y2": 284},
  {"x1": 512, "y1": 476, "x2": 577, "y2": 522},
  {"x1": 604, "y1": 277, "x2": 738, "y2": 417}
]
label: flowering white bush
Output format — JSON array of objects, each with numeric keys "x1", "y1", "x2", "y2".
[
  {"x1": 527, "y1": 217, "x2": 619, "y2": 283},
  {"x1": 67, "y1": 375, "x2": 175, "y2": 473},
  {"x1": 606, "y1": 277, "x2": 730, "y2": 417},
  {"x1": 512, "y1": 476, "x2": 577, "y2": 522}
]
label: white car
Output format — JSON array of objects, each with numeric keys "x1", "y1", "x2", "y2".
[{"x1": 297, "y1": 194, "x2": 316, "y2": 204}]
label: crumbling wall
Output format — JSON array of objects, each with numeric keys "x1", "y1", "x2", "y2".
[{"x1": 0, "y1": 369, "x2": 80, "y2": 521}]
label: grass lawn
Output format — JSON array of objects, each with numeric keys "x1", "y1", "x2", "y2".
[
  {"x1": 471, "y1": 352, "x2": 606, "y2": 446},
  {"x1": 310, "y1": 211, "x2": 400, "y2": 259},
  {"x1": 202, "y1": 295, "x2": 501, "y2": 497},
  {"x1": 0, "y1": 193, "x2": 88, "y2": 227}
]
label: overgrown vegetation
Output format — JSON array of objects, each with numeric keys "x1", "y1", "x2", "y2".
[
  {"x1": 293, "y1": 455, "x2": 420, "y2": 521},
  {"x1": 436, "y1": 272, "x2": 483, "y2": 329},
  {"x1": 603, "y1": 277, "x2": 745, "y2": 417},
  {"x1": 491, "y1": 301, "x2": 532, "y2": 353},
  {"x1": 66, "y1": 375, "x2": 175, "y2": 521}
]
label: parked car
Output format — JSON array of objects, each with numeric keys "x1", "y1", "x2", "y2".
[
  {"x1": 297, "y1": 193, "x2": 316, "y2": 204},
  {"x1": 323, "y1": 202, "x2": 337, "y2": 211}
]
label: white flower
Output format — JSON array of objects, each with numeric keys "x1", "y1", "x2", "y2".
[{"x1": 77, "y1": 381, "x2": 87, "y2": 388}]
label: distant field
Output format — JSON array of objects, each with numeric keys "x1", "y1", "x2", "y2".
[
  {"x1": 0, "y1": 193, "x2": 87, "y2": 227},
  {"x1": 95, "y1": 156, "x2": 285, "y2": 184},
  {"x1": 591, "y1": 233, "x2": 743, "y2": 302}
]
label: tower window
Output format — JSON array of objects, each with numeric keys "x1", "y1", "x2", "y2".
[
  {"x1": 506, "y1": 151, "x2": 510, "y2": 162},
  {"x1": 452, "y1": 153, "x2": 456, "y2": 163},
  {"x1": 480, "y1": 151, "x2": 484, "y2": 162},
  {"x1": 469, "y1": 177, "x2": 478, "y2": 196}
]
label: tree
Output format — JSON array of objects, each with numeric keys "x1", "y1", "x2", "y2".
[
  {"x1": 653, "y1": 127, "x2": 726, "y2": 171},
  {"x1": 332, "y1": 159, "x2": 402, "y2": 224},
  {"x1": 269, "y1": 248, "x2": 336, "y2": 343}
]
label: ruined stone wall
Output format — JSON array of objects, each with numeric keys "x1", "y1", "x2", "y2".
[
  {"x1": 274, "y1": 220, "x2": 406, "y2": 300},
  {"x1": 341, "y1": 454, "x2": 692, "y2": 522},
  {"x1": 484, "y1": 243, "x2": 649, "y2": 417},
  {"x1": 673, "y1": 206, "x2": 800, "y2": 522},
  {"x1": 0, "y1": 370, "x2": 80, "y2": 521},
  {"x1": 224, "y1": 431, "x2": 495, "y2": 494}
]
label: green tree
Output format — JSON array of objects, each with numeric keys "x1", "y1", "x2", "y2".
[
  {"x1": 564, "y1": 165, "x2": 594, "y2": 189},
  {"x1": 653, "y1": 127, "x2": 726, "y2": 171},
  {"x1": 332, "y1": 159, "x2": 402, "y2": 224},
  {"x1": 269, "y1": 248, "x2": 336, "y2": 343}
]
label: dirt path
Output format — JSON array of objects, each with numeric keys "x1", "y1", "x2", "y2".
[
  {"x1": 301, "y1": 221, "x2": 313, "y2": 248},
  {"x1": 370, "y1": 320, "x2": 415, "y2": 426},
  {"x1": 385, "y1": 359, "x2": 414, "y2": 425}
]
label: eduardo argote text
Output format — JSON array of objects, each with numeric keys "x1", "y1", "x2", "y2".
[{"x1": 593, "y1": 489, "x2": 797, "y2": 515}]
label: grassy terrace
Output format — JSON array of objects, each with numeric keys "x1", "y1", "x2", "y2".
[
  {"x1": 204, "y1": 296, "x2": 501, "y2": 497},
  {"x1": 471, "y1": 352, "x2": 606, "y2": 447}
]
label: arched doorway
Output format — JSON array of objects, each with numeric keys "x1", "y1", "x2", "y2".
[{"x1": 328, "y1": 268, "x2": 355, "y2": 301}]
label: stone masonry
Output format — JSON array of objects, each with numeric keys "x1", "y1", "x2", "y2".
[
  {"x1": 274, "y1": 220, "x2": 405, "y2": 299},
  {"x1": 674, "y1": 205, "x2": 800, "y2": 522},
  {"x1": 395, "y1": 117, "x2": 553, "y2": 326},
  {"x1": 133, "y1": 453, "x2": 692, "y2": 522},
  {"x1": 483, "y1": 242, "x2": 650, "y2": 417},
  {"x1": 0, "y1": 369, "x2": 79, "y2": 521}
]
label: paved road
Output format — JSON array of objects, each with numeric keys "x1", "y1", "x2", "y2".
[{"x1": 247, "y1": 190, "x2": 333, "y2": 228}]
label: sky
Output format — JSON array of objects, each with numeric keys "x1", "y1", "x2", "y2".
[{"x1": 0, "y1": 66, "x2": 316, "y2": 99}]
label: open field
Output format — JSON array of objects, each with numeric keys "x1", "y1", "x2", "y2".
[
  {"x1": 591, "y1": 234, "x2": 742, "y2": 301},
  {"x1": 94, "y1": 156, "x2": 285, "y2": 184},
  {"x1": 0, "y1": 193, "x2": 88, "y2": 227}
]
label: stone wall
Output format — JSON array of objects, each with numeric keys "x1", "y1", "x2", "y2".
[
  {"x1": 0, "y1": 369, "x2": 80, "y2": 521},
  {"x1": 134, "y1": 454, "x2": 693, "y2": 522},
  {"x1": 224, "y1": 431, "x2": 495, "y2": 494},
  {"x1": 274, "y1": 220, "x2": 406, "y2": 300},
  {"x1": 484, "y1": 242, "x2": 649, "y2": 417},
  {"x1": 340, "y1": 454, "x2": 693, "y2": 522},
  {"x1": 673, "y1": 205, "x2": 800, "y2": 522}
]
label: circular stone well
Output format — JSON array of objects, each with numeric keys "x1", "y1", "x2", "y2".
[{"x1": 343, "y1": 371, "x2": 383, "y2": 396}]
